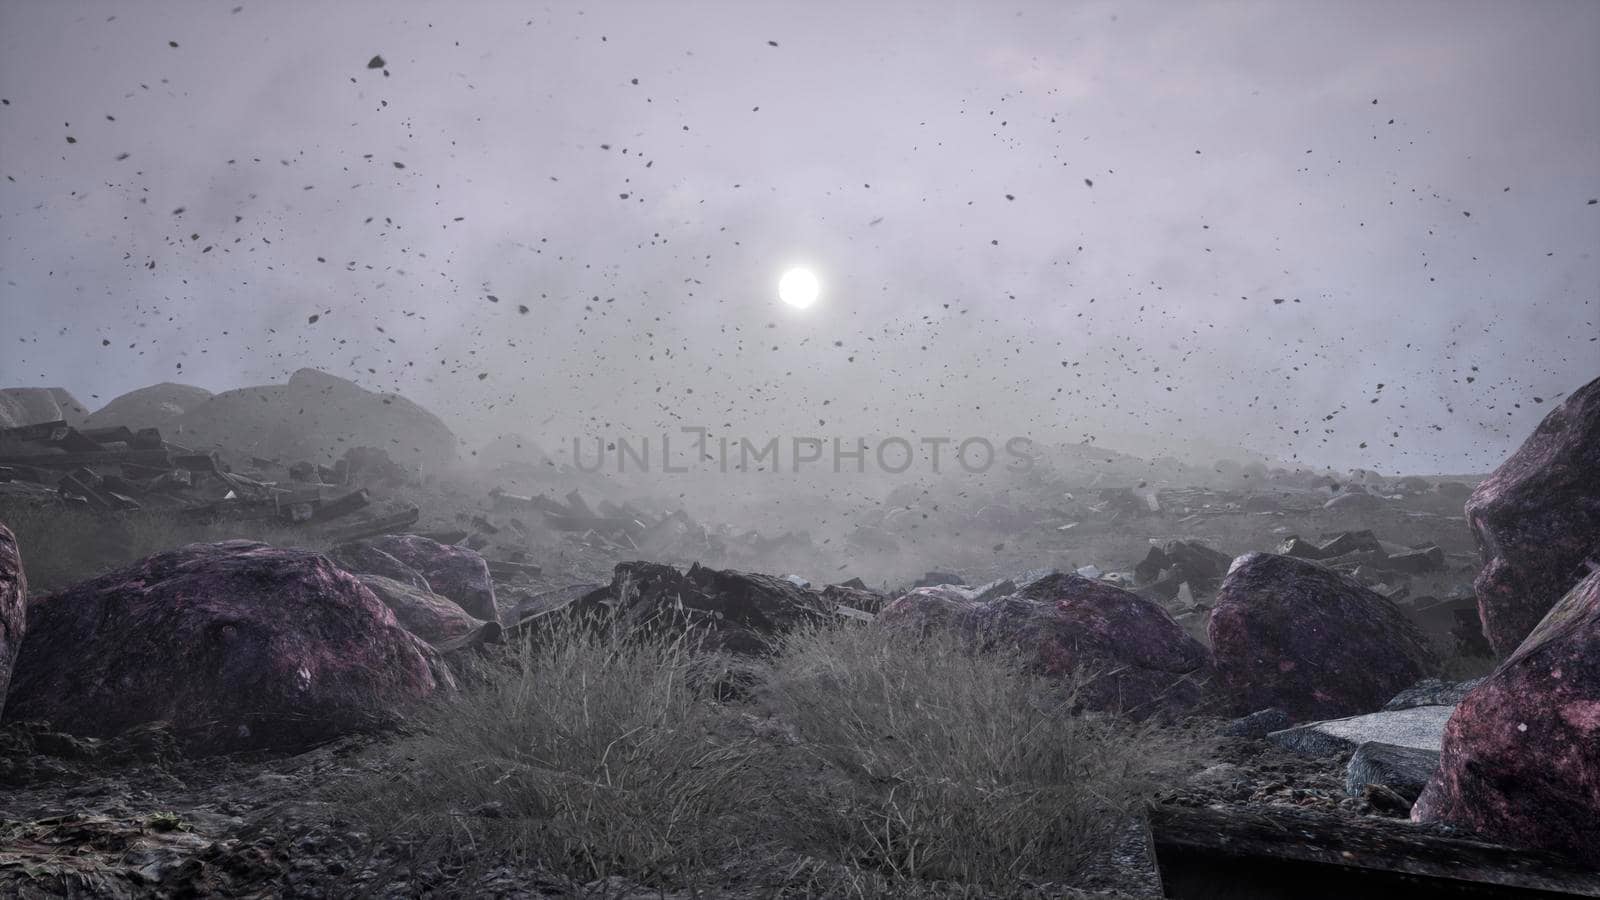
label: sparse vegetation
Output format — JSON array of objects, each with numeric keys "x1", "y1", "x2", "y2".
[
  {"x1": 342, "y1": 618, "x2": 1177, "y2": 895},
  {"x1": 343, "y1": 617, "x2": 765, "y2": 888},
  {"x1": 757, "y1": 623, "x2": 1173, "y2": 889}
]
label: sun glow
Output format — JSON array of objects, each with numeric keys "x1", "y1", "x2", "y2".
[{"x1": 778, "y1": 267, "x2": 820, "y2": 309}]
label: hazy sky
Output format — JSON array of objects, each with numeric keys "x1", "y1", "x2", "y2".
[{"x1": 1, "y1": 0, "x2": 1596, "y2": 474}]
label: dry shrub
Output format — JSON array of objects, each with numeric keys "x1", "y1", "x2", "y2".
[
  {"x1": 342, "y1": 617, "x2": 762, "y2": 887},
  {"x1": 755, "y1": 622, "x2": 1169, "y2": 890},
  {"x1": 338, "y1": 616, "x2": 1179, "y2": 894}
]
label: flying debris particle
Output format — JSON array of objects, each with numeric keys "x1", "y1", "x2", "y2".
[
  {"x1": 101, "y1": 339, "x2": 110, "y2": 346},
  {"x1": 307, "y1": 314, "x2": 320, "y2": 324},
  {"x1": 486, "y1": 295, "x2": 499, "y2": 303},
  {"x1": 392, "y1": 161, "x2": 406, "y2": 169},
  {"x1": 1004, "y1": 194, "x2": 1015, "y2": 201},
  {"x1": 767, "y1": 40, "x2": 779, "y2": 46},
  {"x1": 65, "y1": 136, "x2": 76, "y2": 144},
  {"x1": 367, "y1": 55, "x2": 386, "y2": 69},
  {"x1": 168, "y1": 40, "x2": 179, "y2": 48},
  {"x1": 1083, "y1": 178, "x2": 1093, "y2": 187},
  {"x1": 115, "y1": 152, "x2": 129, "y2": 160},
  {"x1": 1588, "y1": 199, "x2": 1598, "y2": 205},
  {"x1": 477, "y1": 373, "x2": 488, "y2": 380},
  {"x1": 1272, "y1": 298, "x2": 1285, "y2": 305},
  {"x1": 518, "y1": 305, "x2": 529, "y2": 314}
]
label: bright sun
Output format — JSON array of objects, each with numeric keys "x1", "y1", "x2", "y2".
[{"x1": 778, "y1": 267, "x2": 820, "y2": 309}]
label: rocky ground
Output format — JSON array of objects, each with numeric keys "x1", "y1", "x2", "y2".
[{"x1": 0, "y1": 374, "x2": 1594, "y2": 897}]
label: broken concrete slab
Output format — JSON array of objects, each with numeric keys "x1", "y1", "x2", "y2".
[
  {"x1": 1346, "y1": 741, "x2": 1438, "y2": 803},
  {"x1": 1382, "y1": 677, "x2": 1487, "y2": 711},
  {"x1": 1267, "y1": 704, "x2": 1455, "y2": 756}
]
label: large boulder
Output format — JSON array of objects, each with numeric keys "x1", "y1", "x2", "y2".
[
  {"x1": 81, "y1": 382, "x2": 213, "y2": 433},
  {"x1": 1465, "y1": 376, "x2": 1600, "y2": 656},
  {"x1": 355, "y1": 574, "x2": 493, "y2": 647},
  {"x1": 880, "y1": 573, "x2": 1214, "y2": 718},
  {"x1": 1209, "y1": 553, "x2": 1438, "y2": 720},
  {"x1": 1, "y1": 541, "x2": 451, "y2": 754},
  {"x1": 328, "y1": 541, "x2": 431, "y2": 592},
  {"x1": 1412, "y1": 569, "x2": 1600, "y2": 865},
  {"x1": 0, "y1": 523, "x2": 24, "y2": 711},
  {"x1": 569, "y1": 561, "x2": 832, "y2": 655},
  {"x1": 0, "y1": 387, "x2": 89, "y2": 428},
  {"x1": 365, "y1": 534, "x2": 499, "y2": 625},
  {"x1": 172, "y1": 368, "x2": 457, "y2": 472}
]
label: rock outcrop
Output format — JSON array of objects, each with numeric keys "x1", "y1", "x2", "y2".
[
  {"x1": 1412, "y1": 569, "x2": 1600, "y2": 866},
  {"x1": 81, "y1": 382, "x2": 214, "y2": 433},
  {"x1": 1209, "y1": 552, "x2": 1438, "y2": 720},
  {"x1": 0, "y1": 387, "x2": 89, "y2": 428},
  {"x1": 172, "y1": 368, "x2": 457, "y2": 472},
  {"x1": 1, "y1": 541, "x2": 451, "y2": 754},
  {"x1": 1464, "y1": 376, "x2": 1600, "y2": 656}
]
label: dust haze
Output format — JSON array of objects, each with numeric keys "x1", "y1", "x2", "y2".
[{"x1": 2, "y1": 0, "x2": 1595, "y2": 490}]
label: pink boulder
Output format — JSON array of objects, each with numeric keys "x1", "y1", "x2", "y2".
[
  {"x1": 1466, "y1": 376, "x2": 1600, "y2": 656},
  {"x1": 880, "y1": 574, "x2": 1213, "y2": 717},
  {"x1": 356, "y1": 573, "x2": 492, "y2": 646},
  {"x1": 1412, "y1": 569, "x2": 1600, "y2": 865},
  {"x1": 1209, "y1": 552, "x2": 1437, "y2": 720},
  {"x1": 1, "y1": 541, "x2": 452, "y2": 754},
  {"x1": 0, "y1": 522, "x2": 24, "y2": 710},
  {"x1": 367, "y1": 534, "x2": 499, "y2": 625}
]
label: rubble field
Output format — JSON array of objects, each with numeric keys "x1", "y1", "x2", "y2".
[{"x1": 0, "y1": 374, "x2": 1596, "y2": 898}]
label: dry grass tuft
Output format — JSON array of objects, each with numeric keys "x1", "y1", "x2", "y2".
[
  {"x1": 755, "y1": 622, "x2": 1169, "y2": 889},
  {"x1": 341, "y1": 616, "x2": 763, "y2": 888},
  {"x1": 342, "y1": 617, "x2": 1177, "y2": 894}
]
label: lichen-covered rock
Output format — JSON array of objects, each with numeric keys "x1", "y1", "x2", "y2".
[
  {"x1": 0, "y1": 523, "x2": 25, "y2": 711},
  {"x1": 366, "y1": 534, "x2": 499, "y2": 625},
  {"x1": 1, "y1": 541, "x2": 451, "y2": 755},
  {"x1": 1209, "y1": 553, "x2": 1438, "y2": 720},
  {"x1": 1412, "y1": 569, "x2": 1600, "y2": 865},
  {"x1": 880, "y1": 574, "x2": 1214, "y2": 718},
  {"x1": 1465, "y1": 376, "x2": 1600, "y2": 656}
]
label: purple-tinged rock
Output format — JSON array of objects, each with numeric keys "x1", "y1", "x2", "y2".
[
  {"x1": 1209, "y1": 552, "x2": 1437, "y2": 720},
  {"x1": 1465, "y1": 376, "x2": 1600, "y2": 656},
  {"x1": 367, "y1": 533, "x2": 499, "y2": 625},
  {"x1": 1412, "y1": 569, "x2": 1600, "y2": 865},
  {"x1": 880, "y1": 573, "x2": 1213, "y2": 718},
  {"x1": 1, "y1": 541, "x2": 451, "y2": 754}
]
